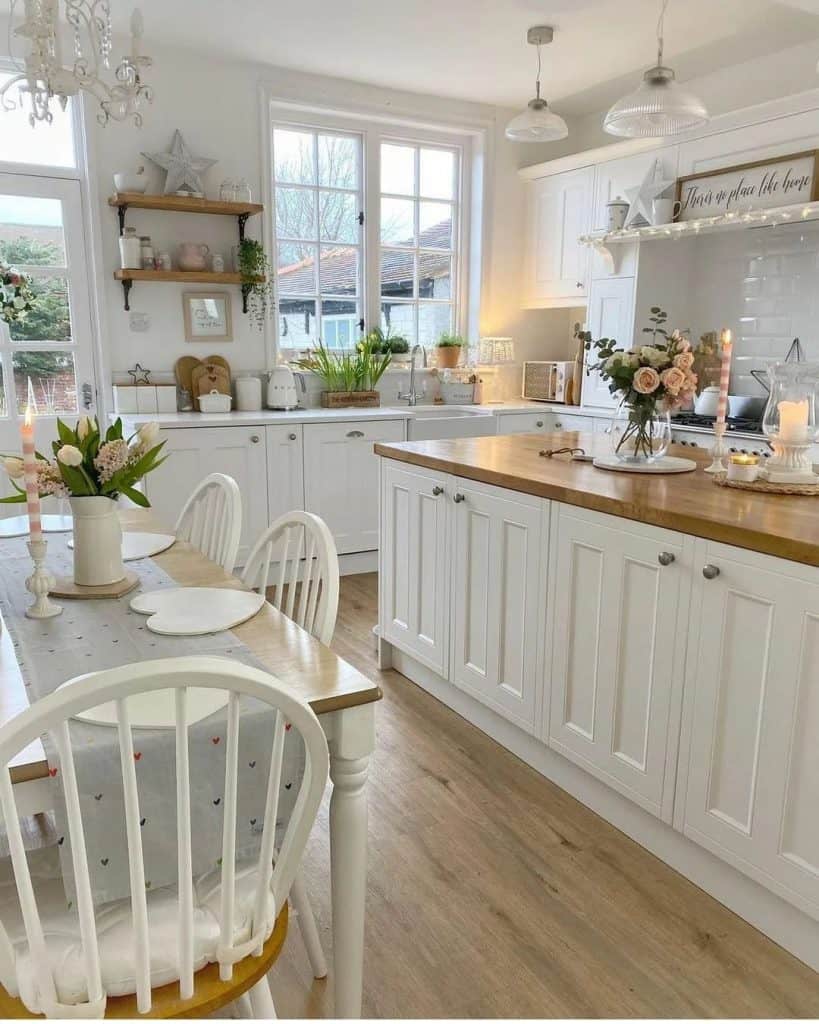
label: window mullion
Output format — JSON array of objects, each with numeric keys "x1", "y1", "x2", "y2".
[{"x1": 364, "y1": 127, "x2": 381, "y2": 335}]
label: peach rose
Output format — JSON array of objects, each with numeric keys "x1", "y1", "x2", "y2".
[
  {"x1": 673, "y1": 351, "x2": 694, "y2": 371},
  {"x1": 633, "y1": 366, "x2": 661, "y2": 394},
  {"x1": 660, "y1": 366, "x2": 687, "y2": 395}
]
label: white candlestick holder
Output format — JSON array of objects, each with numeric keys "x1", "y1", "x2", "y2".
[
  {"x1": 760, "y1": 436, "x2": 819, "y2": 485},
  {"x1": 704, "y1": 426, "x2": 728, "y2": 475},
  {"x1": 25, "y1": 539, "x2": 62, "y2": 620}
]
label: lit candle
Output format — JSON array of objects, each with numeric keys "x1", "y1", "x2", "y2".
[
  {"x1": 727, "y1": 452, "x2": 759, "y2": 483},
  {"x1": 778, "y1": 399, "x2": 809, "y2": 443},
  {"x1": 715, "y1": 329, "x2": 733, "y2": 430},
  {"x1": 21, "y1": 406, "x2": 42, "y2": 543}
]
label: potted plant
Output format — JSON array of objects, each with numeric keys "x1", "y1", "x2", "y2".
[
  {"x1": 436, "y1": 332, "x2": 465, "y2": 370},
  {"x1": 296, "y1": 338, "x2": 391, "y2": 408},
  {"x1": 1, "y1": 417, "x2": 167, "y2": 585},
  {"x1": 365, "y1": 327, "x2": 411, "y2": 362},
  {"x1": 237, "y1": 239, "x2": 275, "y2": 331},
  {"x1": 585, "y1": 307, "x2": 697, "y2": 464}
]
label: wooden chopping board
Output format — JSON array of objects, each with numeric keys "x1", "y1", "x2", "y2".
[
  {"x1": 191, "y1": 362, "x2": 232, "y2": 410},
  {"x1": 176, "y1": 355, "x2": 232, "y2": 410}
]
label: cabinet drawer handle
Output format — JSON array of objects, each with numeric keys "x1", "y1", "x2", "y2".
[
  {"x1": 432, "y1": 485, "x2": 444, "y2": 496},
  {"x1": 658, "y1": 551, "x2": 675, "y2": 566},
  {"x1": 250, "y1": 434, "x2": 260, "y2": 444},
  {"x1": 536, "y1": 420, "x2": 544, "y2": 428},
  {"x1": 347, "y1": 429, "x2": 365, "y2": 438},
  {"x1": 453, "y1": 492, "x2": 465, "y2": 503},
  {"x1": 288, "y1": 432, "x2": 297, "y2": 441},
  {"x1": 702, "y1": 564, "x2": 720, "y2": 580},
  {"x1": 555, "y1": 421, "x2": 563, "y2": 429}
]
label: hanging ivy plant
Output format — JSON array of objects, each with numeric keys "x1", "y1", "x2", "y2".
[
  {"x1": 237, "y1": 239, "x2": 275, "y2": 331},
  {"x1": 1, "y1": 263, "x2": 35, "y2": 327}
]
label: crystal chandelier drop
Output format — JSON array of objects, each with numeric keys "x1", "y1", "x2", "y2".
[{"x1": 0, "y1": 0, "x2": 154, "y2": 127}]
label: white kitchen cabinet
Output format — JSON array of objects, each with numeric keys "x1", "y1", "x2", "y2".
[
  {"x1": 304, "y1": 418, "x2": 405, "y2": 554},
  {"x1": 583, "y1": 276, "x2": 636, "y2": 409},
  {"x1": 549, "y1": 506, "x2": 689, "y2": 821},
  {"x1": 451, "y1": 478, "x2": 544, "y2": 734},
  {"x1": 380, "y1": 462, "x2": 450, "y2": 676},
  {"x1": 144, "y1": 426, "x2": 268, "y2": 565},
  {"x1": 683, "y1": 541, "x2": 819, "y2": 919},
  {"x1": 265, "y1": 424, "x2": 305, "y2": 522},
  {"x1": 591, "y1": 147, "x2": 679, "y2": 234},
  {"x1": 496, "y1": 411, "x2": 556, "y2": 435},
  {"x1": 524, "y1": 165, "x2": 594, "y2": 306}
]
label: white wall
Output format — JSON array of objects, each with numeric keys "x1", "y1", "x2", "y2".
[{"x1": 79, "y1": 41, "x2": 573, "y2": 402}]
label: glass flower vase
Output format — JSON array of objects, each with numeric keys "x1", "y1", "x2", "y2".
[{"x1": 610, "y1": 397, "x2": 671, "y2": 464}]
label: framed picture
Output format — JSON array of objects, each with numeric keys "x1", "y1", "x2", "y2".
[
  {"x1": 674, "y1": 149, "x2": 819, "y2": 221},
  {"x1": 183, "y1": 291, "x2": 232, "y2": 342}
]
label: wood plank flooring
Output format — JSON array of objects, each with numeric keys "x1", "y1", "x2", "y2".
[{"x1": 269, "y1": 572, "x2": 819, "y2": 1018}]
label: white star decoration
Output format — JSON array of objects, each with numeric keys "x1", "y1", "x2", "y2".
[
  {"x1": 142, "y1": 130, "x2": 217, "y2": 196},
  {"x1": 624, "y1": 159, "x2": 676, "y2": 228}
]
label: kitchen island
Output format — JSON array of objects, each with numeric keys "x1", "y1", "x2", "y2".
[{"x1": 376, "y1": 430, "x2": 819, "y2": 972}]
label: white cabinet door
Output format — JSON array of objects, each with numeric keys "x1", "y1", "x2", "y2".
[
  {"x1": 265, "y1": 424, "x2": 305, "y2": 522},
  {"x1": 144, "y1": 426, "x2": 268, "y2": 565},
  {"x1": 380, "y1": 462, "x2": 450, "y2": 676},
  {"x1": 683, "y1": 542, "x2": 819, "y2": 919},
  {"x1": 451, "y1": 479, "x2": 544, "y2": 733},
  {"x1": 583, "y1": 276, "x2": 636, "y2": 409},
  {"x1": 524, "y1": 166, "x2": 594, "y2": 305},
  {"x1": 549, "y1": 506, "x2": 688, "y2": 821},
  {"x1": 591, "y1": 147, "x2": 679, "y2": 233},
  {"x1": 496, "y1": 411, "x2": 556, "y2": 435},
  {"x1": 304, "y1": 419, "x2": 405, "y2": 554}
]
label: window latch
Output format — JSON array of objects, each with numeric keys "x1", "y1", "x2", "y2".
[{"x1": 358, "y1": 211, "x2": 364, "y2": 226}]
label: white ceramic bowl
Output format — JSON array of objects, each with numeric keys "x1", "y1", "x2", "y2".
[
  {"x1": 198, "y1": 390, "x2": 232, "y2": 413},
  {"x1": 114, "y1": 172, "x2": 147, "y2": 193}
]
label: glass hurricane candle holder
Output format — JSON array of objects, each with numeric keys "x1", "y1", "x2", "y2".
[{"x1": 761, "y1": 362, "x2": 819, "y2": 483}]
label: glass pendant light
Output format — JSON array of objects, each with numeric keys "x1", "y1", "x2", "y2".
[
  {"x1": 505, "y1": 27, "x2": 568, "y2": 144},
  {"x1": 603, "y1": 0, "x2": 709, "y2": 139}
]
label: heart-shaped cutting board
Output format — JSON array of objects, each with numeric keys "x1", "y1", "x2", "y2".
[{"x1": 130, "y1": 586, "x2": 265, "y2": 635}]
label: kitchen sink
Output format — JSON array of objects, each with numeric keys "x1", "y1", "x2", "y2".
[{"x1": 405, "y1": 406, "x2": 497, "y2": 441}]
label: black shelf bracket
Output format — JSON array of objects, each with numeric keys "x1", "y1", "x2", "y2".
[
  {"x1": 241, "y1": 283, "x2": 250, "y2": 314},
  {"x1": 117, "y1": 204, "x2": 128, "y2": 236},
  {"x1": 121, "y1": 279, "x2": 133, "y2": 311},
  {"x1": 237, "y1": 212, "x2": 250, "y2": 243}
]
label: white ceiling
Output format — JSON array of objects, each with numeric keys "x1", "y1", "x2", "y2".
[{"x1": 126, "y1": 0, "x2": 819, "y2": 116}]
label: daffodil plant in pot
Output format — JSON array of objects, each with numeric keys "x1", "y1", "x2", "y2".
[{"x1": 1, "y1": 417, "x2": 166, "y2": 586}]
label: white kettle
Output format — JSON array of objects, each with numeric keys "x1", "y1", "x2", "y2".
[{"x1": 267, "y1": 365, "x2": 303, "y2": 410}]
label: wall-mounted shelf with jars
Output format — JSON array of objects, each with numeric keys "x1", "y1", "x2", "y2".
[{"x1": 108, "y1": 192, "x2": 265, "y2": 312}]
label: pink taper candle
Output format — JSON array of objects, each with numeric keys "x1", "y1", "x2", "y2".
[
  {"x1": 715, "y1": 329, "x2": 733, "y2": 430},
  {"x1": 21, "y1": 406, "x2": 42, "y2": 543}
]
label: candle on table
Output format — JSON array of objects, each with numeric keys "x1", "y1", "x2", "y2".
[
  {"x1": 727, "y1": 452, "x2": 759, "y2": 483},
  {"x1": 21, "y1": 405, "x2": 42, "y2": 543},
  {"x1": 715, "y1": 329, "x2": 733, "y2": 431},
  {"x1": 777, "y1": 399, "x2": 809, "y2": 443}
]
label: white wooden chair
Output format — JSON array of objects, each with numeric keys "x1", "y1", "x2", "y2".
[
  {"x1": 175, "y1": 473, "x2": 242, "y2": 574},
  {"x1": 0, "y1": 656, "x2": 328, "y2": 1019},
  {"x1": 242, "y1": 511, "x2": 340, "y2": 647},
  {"x1": 242, "y1": 511, "x2": 340, "y2": 980}
]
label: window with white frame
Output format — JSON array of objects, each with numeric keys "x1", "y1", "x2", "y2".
[{"x1": 271, "y1": 115, "x2": 466, "y2": 353}]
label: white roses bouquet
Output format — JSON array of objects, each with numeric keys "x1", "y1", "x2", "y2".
[
  {"x1": 1, "y1": 416, "x2": 166, "y2": 506},
  {"x1": 585, "y1": 307, "x2": 698, "y2": 460}
]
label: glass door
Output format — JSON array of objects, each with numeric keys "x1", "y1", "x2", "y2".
[{"x1": 0, "y1": 173, "x2": 97, "y2": 509}]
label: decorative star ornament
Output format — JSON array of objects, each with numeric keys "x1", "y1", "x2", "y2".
[
  {"x1": 128, "y1": 363, "x2": 151, "y2": 385},
  {"x1": 624, "y1": 159, "x2": 676, "y2": 229},
  {"x1": 142, "y1": 130, "x2": 217, "y2": 196}
]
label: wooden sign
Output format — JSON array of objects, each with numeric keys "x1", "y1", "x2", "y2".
[{"x1": 675, "y1": 150, "x2": 819, "y2": 221}]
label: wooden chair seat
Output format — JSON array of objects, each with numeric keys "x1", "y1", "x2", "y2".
[{"x1": 0, "y1": 905, "x2": 287, "y2": 1019}]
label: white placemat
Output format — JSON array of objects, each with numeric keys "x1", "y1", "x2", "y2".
[
  {"x1": 67, "y1": 531, "x2": 176, "y2": 561},
  {"x1": 593, "y1": 455, "x2": 697, "y2": 474},
  {"x1": 130, "y1": 587, "x2": 265, "y2": 635}
]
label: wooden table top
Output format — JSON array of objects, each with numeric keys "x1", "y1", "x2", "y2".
[
  {"x1": 376, "y1": 430, "x2": 819, "y2": 568},
  {"x1": 2, "y1": 508, "x2": 381, "y2": 783}
]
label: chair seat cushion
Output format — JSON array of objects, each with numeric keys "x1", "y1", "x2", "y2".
[{"x1": 0, "y1": 847, "x2": 277, "y2": 1014}]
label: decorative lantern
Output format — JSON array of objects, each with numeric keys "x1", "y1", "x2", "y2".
[{"x1": 760, "y1": 362, "x2": 819, "y2": 483}]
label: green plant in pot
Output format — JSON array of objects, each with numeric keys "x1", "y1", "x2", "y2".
[
  {"x1": 365, "y1": 326, "x2": 410, "y2": 358},
  {"x1": 436, "y1": 331, "x2": 465, "y2": 370},
  {"x1": 237, "y1": 239, "x2": 275, "y2": 331},
  {"x1": 296, "y1": 338, "x2": 391, "y2": 406}
]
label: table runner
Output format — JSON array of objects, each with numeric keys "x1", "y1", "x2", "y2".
[{"x1": 0, "y1": 535, "x2": 304, "y2": 907}]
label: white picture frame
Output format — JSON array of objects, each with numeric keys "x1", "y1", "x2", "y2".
[{"x1": 183, "y1": 291, "x2": 232, "y2": 342}]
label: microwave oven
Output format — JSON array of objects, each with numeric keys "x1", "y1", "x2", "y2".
[{"x1": 522, "y1": 361, "x2": 575, "y2": 403}]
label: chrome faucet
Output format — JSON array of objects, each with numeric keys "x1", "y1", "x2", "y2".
[{"x1": 398, "y1": 344, "x2": 427, "y2": 406}]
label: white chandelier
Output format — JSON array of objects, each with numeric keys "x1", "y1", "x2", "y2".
[{"x1": 0, "y1": 0, "x2": 154, "y2": 126}]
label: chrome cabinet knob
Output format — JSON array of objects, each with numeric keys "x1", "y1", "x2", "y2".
[
  {"x1": 702, "y1": 564, "x2": 721, "y2": 580},
  {"x1": 288, "y1": 432, "x2": 297, "y2": 441},
  {"x1": 453, "y1": 493, "x2": 465, "y2": 503},
  {"x1": 576, "y1": 281, "x2": 584, "y2": 289},
  {"x1": 432, "y1": 485, "x2": 444, "y2": 496},
  {"x1": 555, "y1": 421, "x2": 563, "y2": 429},
  {"x1": 347, "y1": 429, "x2": 365, "y2": 438},
  {"x1": 536, "y1": 420, "x2": 544, "y2": 428},
  {"x1": 658, "y1": 551, "x2": 675, "y2": 566},
  {"x1": 250, "y1": 434, "x2": 260, "y2": 444}
]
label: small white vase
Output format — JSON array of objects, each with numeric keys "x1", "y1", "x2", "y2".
[{"x1": 69, "y1": 496, "x2": 125, "y2": 586}]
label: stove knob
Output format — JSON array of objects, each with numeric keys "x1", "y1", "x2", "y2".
[{"x1": 729, "y1": 446, "x2": 738, "y2": 453}]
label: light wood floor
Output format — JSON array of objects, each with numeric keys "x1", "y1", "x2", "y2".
[{"x1": 269, "y1": 572, "x2": 819, "y2": 1018}]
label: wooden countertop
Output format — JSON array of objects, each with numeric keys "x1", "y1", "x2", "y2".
[{"x1": 375, "y1": 430, "x2": 819, "y2": 569}]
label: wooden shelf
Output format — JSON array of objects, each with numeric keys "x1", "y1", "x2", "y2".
[
  {"x1": 113, "y1": 269, "x2": 263, "y2": 285},
  {"x1": 108, "y1": 192, "x2": 264, "y2": 217}
]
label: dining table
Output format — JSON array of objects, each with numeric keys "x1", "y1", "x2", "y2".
[{"x1": 0, "y1": 507, "x2": 382, "y2": 1019}]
